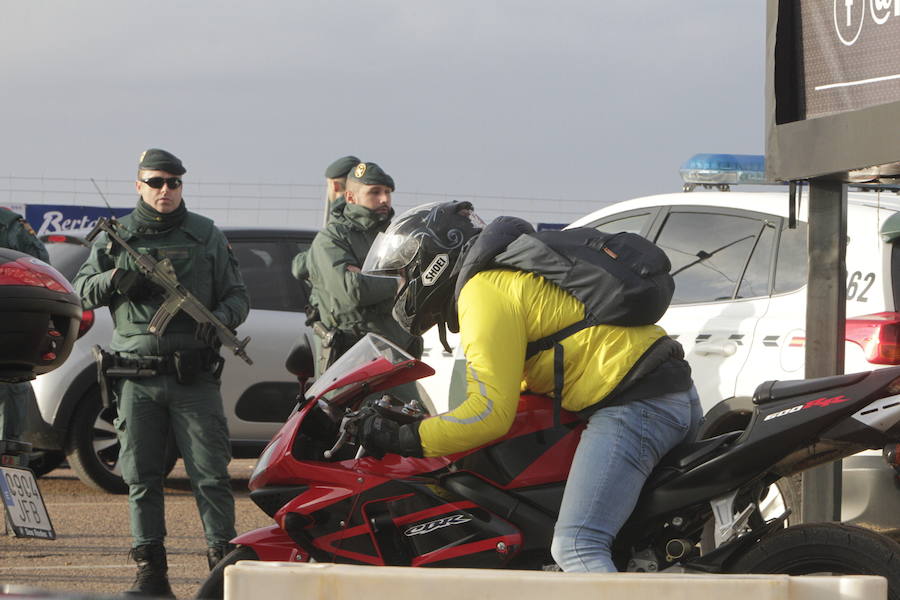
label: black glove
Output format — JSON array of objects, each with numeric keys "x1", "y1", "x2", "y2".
[
  {"x1": 112, "y1": 269, "x2": 163, "y2": 303},
  {"x1": 195, "y1": 322, "x2": 220, "y2": 347},
  {"x1": 359, "y1": 414, "x2": 423, "y2": 459},
  {"x1": 406, "y1": 336, "x2": 424, "y2": 360}
]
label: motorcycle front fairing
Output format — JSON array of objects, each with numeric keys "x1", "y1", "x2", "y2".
[
  {"x1": 247, "y1": 333, "x2": 530, "y2": 566},
  {"x1": 304, "y1": 333, "x2": 435, "y2": 407}
]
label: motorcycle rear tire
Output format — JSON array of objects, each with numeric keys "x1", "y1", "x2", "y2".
[
  {"x1": 195, "y1": 546, "x2": 260, "y2": 600},
  {"x1": 728, "y1": 522, "x2": 900, "y2": 600}
]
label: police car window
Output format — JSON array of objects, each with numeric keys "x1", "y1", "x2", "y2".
[
  {"x1": 231, "y1": 240, "x2": 301, "y2": 312},
  {"x1": 655, "y1": 211, "x2": 767, "y2": 304},
  {"x1": 737, "y1": 221, "x2": 776, "y2": 299},
  {"x1": 592, "y1": 213, "x2": 651, "y2": 236},
  {"x1": 774, "y1": 221, "x2": 808, "y2": 294}
]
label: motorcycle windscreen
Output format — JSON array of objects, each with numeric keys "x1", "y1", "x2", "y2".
[{"x1": 305, "y1": 333, "x2": 434, "y2": 406}]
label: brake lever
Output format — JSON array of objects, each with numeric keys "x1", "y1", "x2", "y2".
[
  {"x1": 323, "y1": 408, "x2": 370, "y2": 459},
  {"x1": 323, "y1": 428, "x2": 350, "y2": 460}
]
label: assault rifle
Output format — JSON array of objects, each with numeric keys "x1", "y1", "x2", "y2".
[{"x1": 86, "y1": 217, "x2": 253, "y2": 365}]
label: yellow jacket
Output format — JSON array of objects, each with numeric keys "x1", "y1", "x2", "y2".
[{"x1": 417, "y1": 269, "x2": 669, "y2": 457}]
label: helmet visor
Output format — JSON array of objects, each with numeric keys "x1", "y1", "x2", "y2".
[{"x1": 362, "y1": 231, "x2": 422, "y2": 275}]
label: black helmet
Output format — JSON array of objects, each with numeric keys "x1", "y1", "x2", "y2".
[
  {"x1": 363, "y1": 201, "x2": 483, "y2": 336},
  {"x1": 0, "y1": 248, "x2": 82, "y2": 382}
]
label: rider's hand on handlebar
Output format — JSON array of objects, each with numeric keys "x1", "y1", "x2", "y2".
[{"x1": 359, "y1": 413, "x2": 424, "y2": 459}]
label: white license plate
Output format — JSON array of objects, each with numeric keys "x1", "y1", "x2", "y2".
[{"x1": 0, "y1": 466, "x2": 55, "y2": 539}]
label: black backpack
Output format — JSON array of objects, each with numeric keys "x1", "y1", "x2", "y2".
[
  {"x1": 455, "y1": 218, "x2": 674, "y2": 351},
  {"x1": 453, "y1": 218, "x2": 675, "y2": 420},
  {"x1": 494, "y1": 226, "x2": 674, "y2": 331}
]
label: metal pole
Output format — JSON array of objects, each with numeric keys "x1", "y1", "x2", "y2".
[{"x1": 801, "y1": 177, "x2": 847, "y2": 523}]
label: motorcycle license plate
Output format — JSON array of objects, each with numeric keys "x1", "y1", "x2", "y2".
[{"x1": 0, "y1": 466, "x2": 55, "y2": 539}]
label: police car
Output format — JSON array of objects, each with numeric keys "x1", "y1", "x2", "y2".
[{"x1": 568, "y1": 153, "x2": 900, "y2": 529}]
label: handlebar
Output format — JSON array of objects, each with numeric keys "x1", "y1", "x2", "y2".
[{"x1": 322, "y1": 395, "x2": 427, "y2": 459}]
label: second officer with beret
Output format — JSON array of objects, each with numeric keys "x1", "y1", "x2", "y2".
[{"x1": 306, "y1": 161, "x2": 423, "y2": 377}]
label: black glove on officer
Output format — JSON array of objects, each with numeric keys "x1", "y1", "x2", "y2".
[
  {"x1": 359, "y1": 414, "x2": 424, "y2": 459},
  {"x1": 112, "y1": 269, "x2": 163, "y2": 303},
  {"x1": 194, "y1": 322, "x2": 220, "y2": 347}
]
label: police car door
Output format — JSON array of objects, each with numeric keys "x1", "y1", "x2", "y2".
[
  {"x1": 649, "y1": 207, "x2": 778, "y2": 413},
  {"x1": 730, "y1": 219, "x2": 808, "y2": 397}
]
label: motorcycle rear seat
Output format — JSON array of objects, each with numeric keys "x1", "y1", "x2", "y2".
[
  {"x1": 644, "y1": 430, "x2": 742, "y2": 491},
  {"x1": 751, "y1": 371, "x2": 867, "y2": 405},
  {"x1": 659, "y1": 430, "x2": 741, "y2": 470}
]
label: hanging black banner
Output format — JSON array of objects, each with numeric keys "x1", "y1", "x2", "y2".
[
  {"x1": 767, "y1": 0, "x2": 900, "y2": 181},
  {"x1": 798, "y1": 1, "x2": 900, "y2": 120}
]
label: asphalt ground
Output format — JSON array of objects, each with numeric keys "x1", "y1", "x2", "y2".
[{"x1": 0, "y1": 459, "x2": 271, "y2": 599}]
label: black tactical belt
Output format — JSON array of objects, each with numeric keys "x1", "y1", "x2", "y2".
[{"x1": 111, "y1": 353, "x2": 178, "y2": 375}]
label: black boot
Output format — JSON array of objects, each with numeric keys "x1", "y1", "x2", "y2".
[
  {"x1": 125, "y1": 543, "x2": 175, "y2": 598},
  {"x1": 207, "y1": 542, "x2": 236, "y2": 570}
]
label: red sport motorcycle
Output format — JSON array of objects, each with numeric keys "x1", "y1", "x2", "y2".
[{"x1": 198, "y1": 333, "x2": 900, "y2": 599}]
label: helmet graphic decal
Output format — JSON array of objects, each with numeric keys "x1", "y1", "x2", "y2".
[{"x1": 410, "y1": 207, "x2": 471, "y2": 251}]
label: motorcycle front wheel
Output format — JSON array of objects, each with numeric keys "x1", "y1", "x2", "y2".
[
  {"x1": 728, "y1": 522, "x2": 900, "y2": 600},
  {"x1": 195, "y1": 546, "x2": 260, "y2": 600}
]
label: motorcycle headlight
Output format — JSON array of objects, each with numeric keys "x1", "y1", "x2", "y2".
[{"x1": 251, "y1": 440, "x2": 280, "y2": 483}]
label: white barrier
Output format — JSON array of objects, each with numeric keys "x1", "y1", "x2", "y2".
[{"x1": 224, "y1": 561, "x2": 886, "y2": 600}]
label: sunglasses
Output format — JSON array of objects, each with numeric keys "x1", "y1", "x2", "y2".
[{"x1": 140, "y1": 177, "x2": 183, "y2": 189}]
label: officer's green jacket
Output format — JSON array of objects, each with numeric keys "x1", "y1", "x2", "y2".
[
  {"x1": 0, "y1": 208, "x2": 48, "y2": 262},
  {"x1": 73, "y1": 207, "x2": 249, "y2": 356},
  {"x1": 291, "y1": 250, "x2": 310, "y2": 281},
  {"x1": 306, "y1": 199, "x2": 415, "y2": 350}
]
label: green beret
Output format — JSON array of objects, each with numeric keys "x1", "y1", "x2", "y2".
[
  {"x1": 138, "y1": 148, "x2": 186, "y2": 175},
  {"x1": 347, "y1": 162, "x2": 395, "y2": 191},
  {"x1": 324, "y1": 155, "x2": 360, "y2": 179}
]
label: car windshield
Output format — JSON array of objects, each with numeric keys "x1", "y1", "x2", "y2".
[
  {"x1": 304, "y1": 334, "x2": 416, "y2": 405},
  {"x1": 44, "y1": 241, "x2": 90, "y2": 281}
]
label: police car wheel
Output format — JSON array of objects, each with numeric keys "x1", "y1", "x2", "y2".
[{"x1": 65, "y1": 387, "x2": 177, "y2": 494}]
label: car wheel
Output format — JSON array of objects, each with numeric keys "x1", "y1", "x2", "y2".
[{"x1": 65, "y1": 388, "x2": 177, "y2": 494}]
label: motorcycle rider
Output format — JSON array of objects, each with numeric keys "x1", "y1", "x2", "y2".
[{"x1": 359, "y1": 201, "x2": 703, "y2": 572}]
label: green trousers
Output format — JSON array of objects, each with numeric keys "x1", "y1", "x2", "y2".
[
  {"x1": 114, "y1": 371, "x2": 235, "y2": 547},
  {"x1": 0, "y1": 382, "x2": 33, "y2": 440}
]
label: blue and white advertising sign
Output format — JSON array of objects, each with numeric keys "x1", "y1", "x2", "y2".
[{"x1": 26, "y1": 204, "x2": 131, "y2": 236}]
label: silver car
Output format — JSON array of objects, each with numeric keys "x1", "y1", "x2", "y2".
[{"x1": 25, "y1": 227, "x2": 317, "y2": 493}]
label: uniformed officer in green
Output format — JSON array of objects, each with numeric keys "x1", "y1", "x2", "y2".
[
  {"x1": 72, "y1": 149, "x2": 249, "y2": 598},
  {"x1": 322, "y1": 154, "x2": 360, "y2": 227},
  {"x1": 291, "y1": 154, "x2": 359, "y2": 282},
  {"x1": 0, "y1": 208, "x2": 49, "y2": 441},
  {"x1": 306, "y1": 161, "x2": 423, "y2": 377}
]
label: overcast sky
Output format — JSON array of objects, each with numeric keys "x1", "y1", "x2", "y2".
[{"x1": 0, "y1": 2, "x2": 767, "y2": 226}]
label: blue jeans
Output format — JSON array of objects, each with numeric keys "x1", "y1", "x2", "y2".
[{"x1": 551, "y1": 385, "x2": 702, "y2": 572}]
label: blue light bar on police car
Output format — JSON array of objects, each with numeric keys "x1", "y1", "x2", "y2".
[{"x1": 680, "y1": 154, "x2": 767, "y2": 186}]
